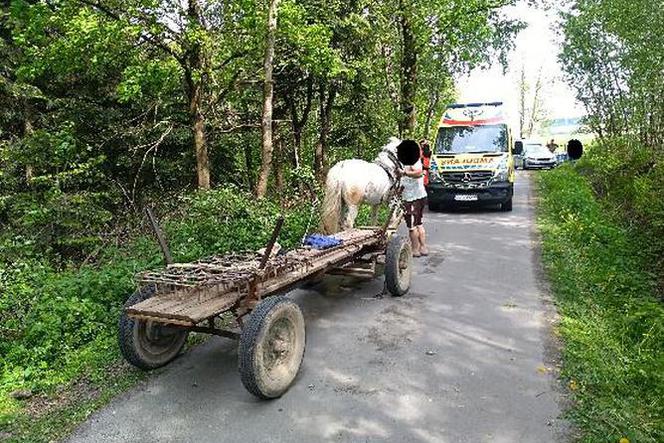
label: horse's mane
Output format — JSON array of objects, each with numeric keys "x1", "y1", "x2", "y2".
[{"x1": 381, "y1": 137, "x2": 402, "y2": 154}]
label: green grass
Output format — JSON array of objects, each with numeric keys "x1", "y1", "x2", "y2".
[
  {"x1": 536, "y1": 166, "x2": 664, "y2": 442},
  {"x1": 0, "y1": 186, "x2": 317, "y2": 441},
  {"x1": 1, "y1": 362, "x2": 147, "y2": 443}
]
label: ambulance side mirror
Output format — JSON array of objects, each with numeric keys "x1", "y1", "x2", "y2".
[
  {"x1": 513, "y1": 141, "x2": 524, "y2": 155},
  {"x1": 567, "y1": 139, "x2": 583, "y2": 160}
]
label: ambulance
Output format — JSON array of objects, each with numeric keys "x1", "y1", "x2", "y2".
[{"x1": 426, "y1": 102, "x2": 516, "y2": 211}]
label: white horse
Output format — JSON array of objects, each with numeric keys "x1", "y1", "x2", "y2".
[{"x1": 321, "y1": 137, "x2": 404, "y2": 234}]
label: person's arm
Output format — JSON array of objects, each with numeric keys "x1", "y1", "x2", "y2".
[{"x1": 403, "y1": 164, "x2": 424, "y2": 178}]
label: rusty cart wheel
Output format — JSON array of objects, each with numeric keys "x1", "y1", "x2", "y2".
[
  {"x1": 384, "y1": 234, "x2": 412, "y2": 296},
  {"x1": 118, "y1": 285, "x2": 189, "y2": 370},
  {"x1": 238, "y1": 297, "x2": 306, "y2": 399}
]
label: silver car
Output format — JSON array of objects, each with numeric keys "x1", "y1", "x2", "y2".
[{"x1": 522, "y1": 144, "x2": 556, "y2": 169}]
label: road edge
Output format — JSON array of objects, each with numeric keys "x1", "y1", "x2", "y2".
[{"x1": 526, "y1": 171, "x2": 576, "y2": 442}]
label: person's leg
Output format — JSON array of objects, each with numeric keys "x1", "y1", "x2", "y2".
[
  {"x1": 409, "y1": 228, "x2": 421, "y2": 257},
  {"x1": 417, "y1": 225, "x2": 428, "y2": 255},
  {"x1": 404, "y1": 200, "x2": 420, "y2": 256},
  {"x1": 415, "y1": 199, "x2": 428, "y2": 255}
]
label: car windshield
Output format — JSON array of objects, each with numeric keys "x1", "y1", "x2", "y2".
[
  {"x1": 435, "y1": 124, "x2": 508, "y2": 154},
  {"x1": 526, "y1": 146, "x2": 550, "y2": 156}
]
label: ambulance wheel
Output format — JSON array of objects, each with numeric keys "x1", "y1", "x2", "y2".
[
  {"x1": 501, "y1": 198, "x2": 513, "y2": 212},
  {"x1": 429, "y1": 201, "x2": 445, "y2": 212}
]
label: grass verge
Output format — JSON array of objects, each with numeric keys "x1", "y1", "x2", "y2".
[
  {"x1": 535, "y1": 166, "x2": 664, "y2": 442},
  {"x1": 1, "y1": 359, "x2": 146, "y2": 442}
]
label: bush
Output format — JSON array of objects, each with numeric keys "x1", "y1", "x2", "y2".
[
  {"x1": 0, "y1": 185, "x2": 312, "y2": 421},
  {"x1": 577, "y1": 137, "x2": 664, "y2": 282},
  {"x1": 163, "y1": 186, "x2": 314, "y2": 262},
  {"x1": 537, "y1": 165, "x2": 664, "y2": 442}
]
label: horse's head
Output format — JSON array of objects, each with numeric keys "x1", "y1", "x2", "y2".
[
  {"x1": 396, "y1": 139, "x2": 420, "y2": 166},
  {"x1": 376, "y1": 137, "x2": 403, "y2": 173},
  {"x1": 377, "y1": 137, "x2": 420, "y2": 170}
]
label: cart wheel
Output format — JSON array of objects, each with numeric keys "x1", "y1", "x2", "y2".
[
  {"x1": 118, "y1": 285, "x2": 189, "y2": 370},
  {"x1": 384, "y1": 234, "x2": 412, "y2": 297},
  {"x1": 238, "y1": 297, "x2": 306, "y2": 399}
]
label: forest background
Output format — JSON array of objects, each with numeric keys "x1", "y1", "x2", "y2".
[
  {"x1": 0, "y1": 0, "x2": 523, "y2": 424},
  {"x1": 1, "y1": 0, "x2": 663, "y2": 441}
]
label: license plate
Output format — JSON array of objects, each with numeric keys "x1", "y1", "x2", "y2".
[{"x1": 454, "y1": 194, "x2": 478, "y2": 201}]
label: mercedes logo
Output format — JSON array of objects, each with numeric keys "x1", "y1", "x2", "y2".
[
  {"x1": 462, "y1": 109, "x2": 482, "y2": 121},
  {"x1": 462, "y1": 172, "x2": 472, "y2": 182}
]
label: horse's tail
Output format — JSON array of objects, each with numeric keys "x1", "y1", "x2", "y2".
[{"x1": 321, "y1": 166, "x2": 343, "y2": 234}]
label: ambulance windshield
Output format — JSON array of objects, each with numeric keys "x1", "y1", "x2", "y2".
[{"x1": 435, "y1": 124, "x2": 508, "y2": 154}]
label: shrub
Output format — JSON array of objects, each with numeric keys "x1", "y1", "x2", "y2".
[
  {"x1": 537, "y1": 166, "x2": 664, "y2": 442},
  {"x1": 577, "y1": 137, "x2": 664, "y2": 283},
  {"x1": 0, "y1": 185, "x2": 312, "y2": 420}
]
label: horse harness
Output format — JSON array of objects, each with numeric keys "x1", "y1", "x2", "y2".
[{"x1": 374, "y1": 149, "x2": 404, "y2": 203}]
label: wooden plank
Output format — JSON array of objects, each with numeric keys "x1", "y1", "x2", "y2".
[
  {"x1": 126, "y1": 289, "x2": 243, "y2": 323},
  {"x1": 126, "y1": 313, "x2": 194, "y2": 327},
  {"x1": 128, "y1": 282, "x2": 244, "y2": 318}
]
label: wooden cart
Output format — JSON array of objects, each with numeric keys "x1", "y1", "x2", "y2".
[{"x1": 119, "y1": 222, "x2": 412, "y2": 399}]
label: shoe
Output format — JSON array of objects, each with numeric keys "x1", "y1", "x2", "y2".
[
  {"x1": 412, "y1": 250, "x2": 421, "y2": 257},
  {"x1": 420, "y1": 246, "x2": 429, "y2": 256}
]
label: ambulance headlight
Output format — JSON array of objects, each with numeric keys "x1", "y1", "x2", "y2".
[
  {"x1": 493, "y1": 159, "x2": 509, "y2": 182},
  {"x1": 494, "y1": 168, "x2": 509, "y2": 182}
]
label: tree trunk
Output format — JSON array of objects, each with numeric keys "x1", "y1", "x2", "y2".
[
  {"x1": 24, "y1": 113, "x2": 34, "y2": 183},
  {"x1": 399, "y1": 3, "x2": 417, "y2": 137},
  {"x1": 256, "y1": 0, "x2": 280, "y2": 198},
  {"x1": 423, "y1": 89, "x2": 439, "y2": 140},
  {"x1": 518, "y1": 66, "x2": 527, "y2": 139},
  {"x1": 526, "y1": 71, "x2": 544, "y2": 137},
  {"x1": 315, "y1": 82, "x2": 336, "y2": 182},
  {"x1": 274, "y1": 132, "x2": 285, "y2": 203},
  {"x1": 287, "y1": 77, "x2": 314, "y2": 169},
  {"x1": 186, "y1": 0, "x2": 210, "y2": 190},
  {"x1": 380, "y1": 43, "x2": 402, "y2": 134},
  {"x1": 192, "y1": 97, "x2": 209, "y2": 189}
]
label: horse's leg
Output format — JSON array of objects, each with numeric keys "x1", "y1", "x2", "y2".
[
  {"x1": 339, "y1": 200, "x2": 347, "y2": 232},
  {"x1": 343, "y1": 204, "x2": 359, "y2": 231},
  {"x1": 370, "y1": 205, "x2": 379, "y2": 226}
]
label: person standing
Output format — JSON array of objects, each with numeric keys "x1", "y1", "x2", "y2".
[
  {"x1": 419, "y1": 139, "x2": 432, "y2": 186},
  {"x1": 402, "y1": 158, "x2": 429, "y2": 257},
  {"x1": 546, "y1": 139, "x2": 558, "y2": 153}
]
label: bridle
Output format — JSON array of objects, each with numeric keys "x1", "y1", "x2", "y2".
[
  {"x1": 373, "y1": 148, "x2": 404, "y2": 203},
  {"x1": 374, "y1": 149, "x2": 402, "y2": 181}
]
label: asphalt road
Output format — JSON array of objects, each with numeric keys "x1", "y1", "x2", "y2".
[{"x1": 69, "y1": 172, "x2": 568, "y2": 443}]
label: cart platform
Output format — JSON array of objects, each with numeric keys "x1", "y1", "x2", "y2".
[{"x1": 126, "y1": 228, "x2": 384, "y2": 326}]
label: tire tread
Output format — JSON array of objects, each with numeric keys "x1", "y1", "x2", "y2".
[
  {"x1": 238, "y1": 297, "x2": 304, "y2": 399},
  {"x1": 118, "y1": 284, "x2": 187, "y2": 370},
  {"x1": 384, "y1": 234, "x2": 411, "y2": 297}
]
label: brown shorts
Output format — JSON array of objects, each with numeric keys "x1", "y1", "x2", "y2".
[{"x1": 403, "y1": 197, "x2": 426, "y2": 230}]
